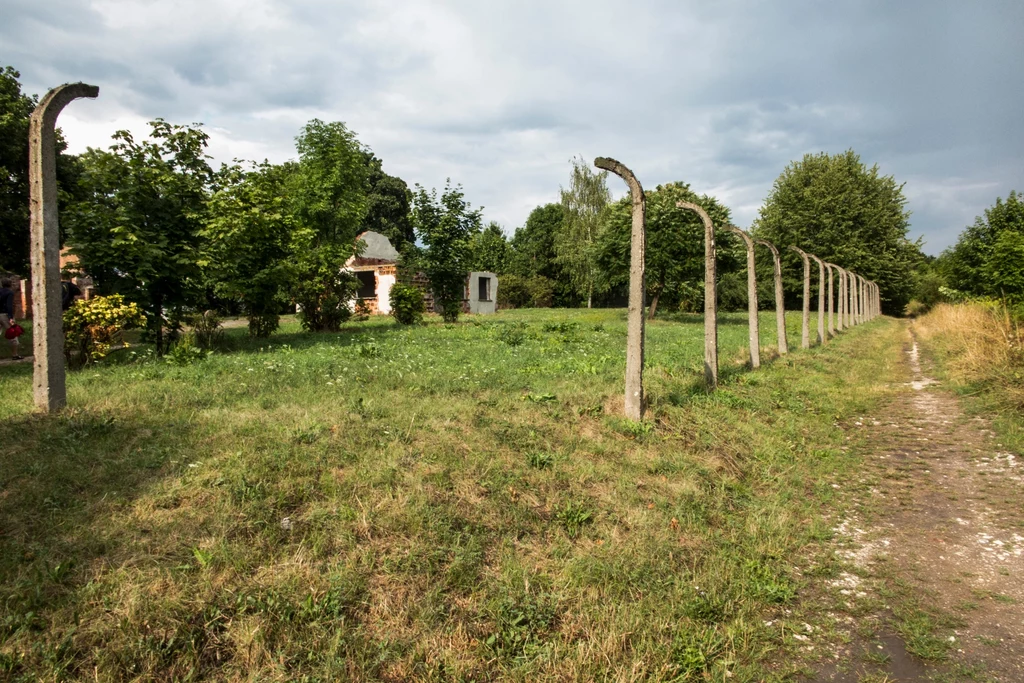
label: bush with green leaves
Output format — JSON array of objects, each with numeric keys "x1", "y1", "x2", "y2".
[
  {"x1": 165, "y1": 333, "x2": 210, "y2": 366},
  {"x1": 292, "y1": 245, "x2": 357, "y2": 332},
  {"x1": 389, "y1": 282, "x2": 426, "y2": 325},
  {"x1": 190, "y1": 310, "x2": 223, "y2": 348},
  {"x1": 63, "y1": 294, "x2": 146, "y2": 368},
  {"x1": 496, "y1": 274, "x2": 554, "y2": 309},
  {"x1": 412, "y1": 182, "x2": 480, "y2": 323}
]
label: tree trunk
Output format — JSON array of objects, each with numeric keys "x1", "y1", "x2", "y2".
[{"x1": 647, "y1": 287, "x2": 661, "y2": 321}]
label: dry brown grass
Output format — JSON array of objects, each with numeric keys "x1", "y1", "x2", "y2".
[{"x1": 916, "y1": 302, "x2": 1024, "y2": 409}]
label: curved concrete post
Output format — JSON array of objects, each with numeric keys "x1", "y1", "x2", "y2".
[
  {"x1": 726, "y1": 226, "x2": 759, "y2": 368},
  {"x1": 30, "y1": 82, "x2": 100, "y2": 413},
  {"x1": 835, "y1": 266, "x2": 846, "y2": 332},
  {"x1": 856, "y1": 275, "x2": 865, "y2": 324},
  {"x1": 809, "y1": 254, "x2": 826, "y2": 344},
  {"x1": 595, "y1": 157, "x2": 646, "y2": 420},
  {"x1": 755, "y1": 239, "x2": 787, "y2": 356},
  {"x1": 853, "y1": 273, "x2": 862, "y2": 325},
  {"x1": 847, "y1": 271, "x2": 856, "y2": 327},
  {"x1": 824, "y1": 263, "x2": 836, "y2": 337},
  {"x1": 678, "y1": 201, "x2": 718, "y2": 389},
  {"x1": 789, "y1": 246, "x2": 811, "y2": 349}
]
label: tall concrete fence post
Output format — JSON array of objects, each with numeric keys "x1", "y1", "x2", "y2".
[
  {"x1": 809, "y1": 254, "x2": 826, "y2": 344},
  {"x1": 678, "y1": 201, "x2": 718, "y2": 389},
  {"x1": 29, "y1": 82, "x2": 99, "y2": 413},
  {"x1": 595, "y1": 157, "x2": 646, "y2": 420},
  {"x1": 836, "y1": 266, "x2": 846, "y2": 332},
  {"x1": 755, "y1": 239, "x2": 788, "y2": 356},
  {"x1": 726, "y1": 225, "x2": 759, "y2": 368},
  {"x1": 847, "y1": 271, "x2": 857, "y2": 327},
  {"x1": 789, "y1": 246, "x2": 811, "y2": 349},
  {"x1": 824, "y1": 263, "x2": 836, "y2": 337}
]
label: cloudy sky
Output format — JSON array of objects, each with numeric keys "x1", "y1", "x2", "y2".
[{"x1": 4, "y1": 0, "x2": 1021, "y2": 254}]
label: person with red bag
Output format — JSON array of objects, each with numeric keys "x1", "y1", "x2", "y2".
[{"x1": 0, "y1": 278, "x2": 23, "y2": 361}]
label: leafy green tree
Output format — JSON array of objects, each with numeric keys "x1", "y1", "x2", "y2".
[
  {"x1": 753, "y1": 149, "x2": 920, "y2": 314},
  {"x1": 557, "y1": 157, "x2": 610, "y2": 307},
  {"x1": 469, "y1": 221, "x2": 510, "y2": 273},
  {"x1": 0, "y1": 65, "x2": 82, "y2": 274},
  {"x1": 201, "y1": 161, "x2": 296, "y2": 337},
  {"x1": 597, "y1": 182, "x2": 735, "y2": 318},
  {"x1": 67, "y1": 120, "x2": 212, "y2": 352},
  {"x1": 507, "y1": 203, "x2": 578, "y2": 306},
  {"x1": 940, "y1": 191, "x2": 1024, "y2": 298},
  {"x1": 984, "y1": 230, "x2": 1024, "y2": 300},
  {"x1": 290, "y1": 119, "x2": 369, "y2": 331},
  {"x1": 413, "y1": 181, "x2": 482, "y2": 322},
  {"x1": 361, "y1": 152, "x2": 414, "y2": 251}
]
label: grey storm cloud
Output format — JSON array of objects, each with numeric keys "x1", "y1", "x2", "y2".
[{"x1": 2, "y1": 0, "x2": 1021, "y2": 254}]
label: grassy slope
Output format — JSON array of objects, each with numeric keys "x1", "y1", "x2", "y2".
[
  {"x1": 0, "y1": 309, "x2": 901, "y2": 681},
  {"x1": 915, "y1": 303, "x2": 1024, "y2": 452}
]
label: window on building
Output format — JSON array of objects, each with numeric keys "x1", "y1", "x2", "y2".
[
  {"x1": 478, "y1": 276, "x2": 491, "y2": 302},
  {"x1": 356, "y1": 271, "x2": 377, "y2": 298}
]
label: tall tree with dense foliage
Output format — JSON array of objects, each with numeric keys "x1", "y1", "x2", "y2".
[
  {"x1": 0, "y1": 65, "x2": 82, "y2": 274},
  {"x1": 413, "y1": 181, "x2": 482, "y2": 322},
  {"x1": 201, "y1": 161, "x2": 297, "y2": 337},
  {"x1": 468, "y1": 221, "x2": 510, "y2": 273},
  {"x1": 361, "y1": 152, "x2": 414, "y2": 252},
  {"x1": 557, "y1": 157, "x2": 610, "y2": 307},
  {"x1": 940, "y1": 191, "x2": 1024, "y2": 299},
  {"x1": 289, "y1": 119, "x2": 369, "y2": 331},
  {"x1": 507, "y1": 203, "x2": 575, "y2": 306},
  {"x1": 753, "y1": 149, "x2": 920, "y2": 314},
  {"x1": 597, "y1": 182, "x2": 735, "y2": 318},
  {"x1": 67, "y1": 120, "x2": 213, "y2": 352}
]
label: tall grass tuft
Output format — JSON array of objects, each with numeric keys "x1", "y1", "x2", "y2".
[{"x1": 916, "y1": 302, "x2": 1024, "y2": 409}]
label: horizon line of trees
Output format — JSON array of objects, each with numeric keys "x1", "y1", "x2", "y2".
[{"x1": 6, "y1": 64, "x2": 1015, "y2": 340}]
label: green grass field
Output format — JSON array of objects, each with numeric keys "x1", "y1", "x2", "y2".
[{"x1": 0, "y1": 308, "x2": 900, "y2": 681}]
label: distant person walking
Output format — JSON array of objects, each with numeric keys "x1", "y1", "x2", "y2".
[{"x1": 0, "y1": 279, "x2": 22, "y2": 360}]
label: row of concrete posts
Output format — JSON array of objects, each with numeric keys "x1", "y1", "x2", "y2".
[{"x1": 596, "y1": 157, "x2": 882, "y2": 421}]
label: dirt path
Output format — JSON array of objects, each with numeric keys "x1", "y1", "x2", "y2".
[{"x1": 816, "y1": 324, "x2": 1023, "y2": 682}]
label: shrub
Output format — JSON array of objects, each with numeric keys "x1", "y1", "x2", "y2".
[
  {"x1": 190, "y1": 310, "x2": 224, "y2": 348},
  {"x1": 903, "y1": 299, "x2": 928, "y2": 318},
  {"x1": 389, "y1": 282, "x2": 426, "y2": 325},
  {"x1": 496, "y1": 321, "x2": 528, "y2": 346},
  {"x1": 247, "y1": 313, "x2": 279, "y2": 338},
  {"x1": 63, "y1": 295, "x2": 146, "y2": 368},
  {"x1": 497, "y1": 274, "x2": 531, "y2": 308},
  {"x1": 165, "y1": 333, "x2": 210, "y2": 366},
  {"x1": 496, "y1": 274, "x2": 554, "y2": 309},
  {"x1": 353, "y1": 298, "x2": 371, "y2": 322},
  {"x1": 293, "y1": 245, "x2": 356, "y2": 332}
]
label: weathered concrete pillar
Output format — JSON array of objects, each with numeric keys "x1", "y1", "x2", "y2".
[
  {"x1": 824, "y1": 263, "x2": 836, "y2": 337},
  {"x1": 789, "y1": 246, "x2": 811, "y2": 349},
  {"x1": 847, "y1": 271, "x2": 856, "y2": 327},
  {"x1": 858, "y1": 275, "x2": 865, "y2": 323},
  {"x1": 809, "y1": 254, "x2": 826, "y2": 344},
  {"x1": 678, "y1": 201, "x2": 718, "y2": 389},
  {"x1": 755, "y1": 239, "x2": 787, "y2": 356},
  {"x1": 595, "y1": 157, "x2": 646, "y2": 420},
  {"x1": 726, "y1": 225, "x2": 759, "y2": 368},
  {"x1": 30, "y1": 83, "x2": 99, "y2": 413},
  {"x1": 852, "y1": 273, "x2": 861, "y2": 325},
  {"x1": 835, "y1": 266, "x2": 846, "y2": 332}
]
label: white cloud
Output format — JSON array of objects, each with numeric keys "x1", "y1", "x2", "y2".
[{"x1": 4, "y1": 0, "x2": 1022, "y2": 251}]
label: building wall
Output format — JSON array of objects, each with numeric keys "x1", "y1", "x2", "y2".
[{"x1": 467, "y1": 271, "x2": 498, "y2": 315}]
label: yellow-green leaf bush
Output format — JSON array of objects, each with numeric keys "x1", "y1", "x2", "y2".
[{"x1": 63, "y1": 294, "x2": 146, "y2": 367}]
